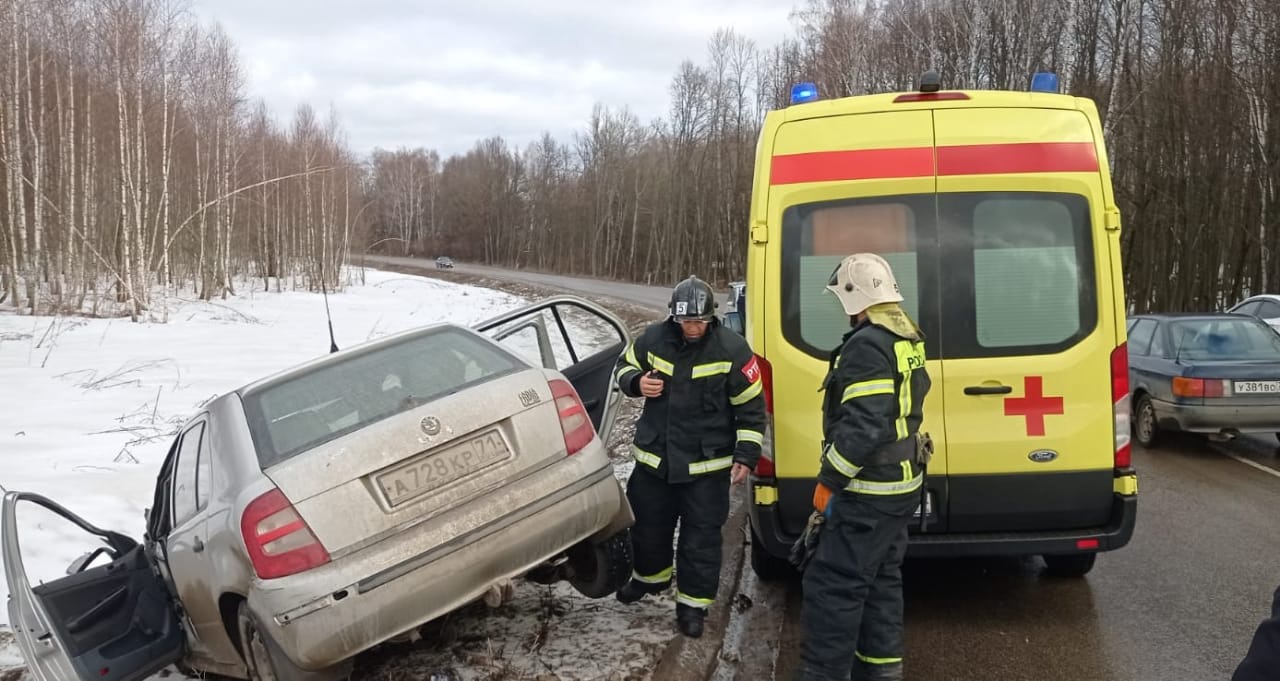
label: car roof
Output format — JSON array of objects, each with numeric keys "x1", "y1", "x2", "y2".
[
  {"x1": 1235, "y1": 294, "x2": 1280, "y2": 304},
  {"x1": 1130, "y1": 312, "x2": 1258, "y2": 322}
]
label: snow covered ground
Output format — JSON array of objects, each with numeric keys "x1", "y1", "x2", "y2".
[{"x1": 0, "y1": 268, "x2": 673, "y2": 680}]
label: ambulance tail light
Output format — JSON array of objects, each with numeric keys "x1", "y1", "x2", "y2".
[
  {"x1": 756, "y1": 353, "x2": 774, "y2": 414},
  {"x1": 893, "y1": 92, "x2": 970, "y2": 103},
  {"x1": 1111, "y1": 344, "x2": 1132, "y2": 469},
  {"x1": 754, "y1": 353, "x2": 776, "y2": 478}
]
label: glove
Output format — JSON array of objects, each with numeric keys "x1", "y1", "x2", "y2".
[
  {"x1": 789, "y1": 510, "x2": 825, "y2": 571},
  {"x1": 812, "y1": 483, "x2": 834, "y2": 516}
]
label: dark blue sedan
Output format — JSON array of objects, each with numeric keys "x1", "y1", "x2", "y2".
[{"x1": 1127, "y1": 313, "x2": 1280, "y2": 446}]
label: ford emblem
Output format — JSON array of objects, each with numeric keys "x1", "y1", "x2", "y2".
[
  {"x1": 420, "y1": 416, "x2": 441, "y2": 436},
  {"x1": 1028, "y1": 449, "x2": 1058, "y2": 463}
]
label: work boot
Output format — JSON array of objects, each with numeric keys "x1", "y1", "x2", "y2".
[
  {"x1": 851, "y1": 659, "x2": 903, "y2": 681},
  {"x1": 676, "y1": 603, "x2": 706, "y2": 638},
  {"x1": 615, "y1": 579, "x2": 652, "y2": 604}
]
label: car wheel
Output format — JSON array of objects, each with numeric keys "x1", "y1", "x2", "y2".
[
  {"x1": 237, "y1": 602, "x2": 350, "y2": 681},
  {"x1": 749, "y1": 524, "x2": 795, "y2": 582},
  {"x1": 1134, "y1": 395, "x2": 1161, "y2": 447},
  {"x1": 566, "y1": 529, "x2": 634, "y2": 598},
  {"x1": 1042, "y1": 553, "x2": 1097, "y2": 577}
]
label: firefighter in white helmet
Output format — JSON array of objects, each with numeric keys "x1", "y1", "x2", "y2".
[{"x1": 794, "y1": 254, "x2": 932, "y2": 681}]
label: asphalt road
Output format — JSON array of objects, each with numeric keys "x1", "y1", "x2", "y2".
[
  {"x1": 731, "y1": 432, "x2": 1280, "y2": 681},
  {"x1": 363, "y1": 255, "x2": 709, "y2": 313},
  {"x1": 367, "y1": 256, "x2": 1280, "y2": 681}
]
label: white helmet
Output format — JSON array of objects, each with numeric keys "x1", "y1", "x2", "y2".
[{"x1": 825, "y1": 253, "x2": 903, "y2": 316}]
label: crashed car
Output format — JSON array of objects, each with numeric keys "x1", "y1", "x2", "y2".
[{"x1": 3, "y1": 295, "x2": 635, "y2": 681}]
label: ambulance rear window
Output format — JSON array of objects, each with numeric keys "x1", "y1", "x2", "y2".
[
  {"x1": 780, "y1": 191, "x2": 1097, "y2": 360},
  {"x1": 779, "y1": 194, "x2": 940, "y2": 358}
]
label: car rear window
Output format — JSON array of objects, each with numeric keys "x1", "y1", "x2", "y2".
[
  {"x1": 780, "y1": 191, "x2": 1095, "y2": 360},
  {"x1": 1169, "y1": 318, "x2": 1280, "y2": 361},
  {"x1": 241, "y1": 327, "x2": 524, "y2": 468}
]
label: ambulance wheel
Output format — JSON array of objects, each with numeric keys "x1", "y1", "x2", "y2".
[
  {"x1": 1134, "y1": 394, "x2": 1161, "y2": 447},
  {"x1": 749, "y1": 525, "x2": 795, "y2": 581},
  {"x1": 1043, "y1": 553, "x2": 1096, "y2": 577}
]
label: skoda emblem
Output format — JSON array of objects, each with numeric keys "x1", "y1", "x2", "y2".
[
  {"x1": 420, "y1": 416, "x2": 441, "y2": 436},
  {"x1": 1028, "y1": 449, "x2": 1058, "y2": 463}
]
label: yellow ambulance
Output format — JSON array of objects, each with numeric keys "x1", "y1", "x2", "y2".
[{"x1": 741, "y1": 73, "x2": 1138, "y2": 578}]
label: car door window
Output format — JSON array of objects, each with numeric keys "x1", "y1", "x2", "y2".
[
  {"x1": 195, "y1": 424, "x2": 212, "y2": 511},
  {"x1": 172, "y1": 422, "x2": 205, "y2": 526},
  {"x1": 1129, "y1": 319, "x2": 1156, "y2": 356},
  {"x1": 1233, "y1": 301, "x2": 1261, "y2": 316},
  {"x1": 1148, "y1": 322, "x2": 1168, "y2": 357}
]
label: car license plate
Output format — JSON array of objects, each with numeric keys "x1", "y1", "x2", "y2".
[
  {"x1": 376, "y1": 430, "x2": 511, "y2": 508},
  {"x1": 1234, "y1": 380, "x2": 1280, "y2": 394}
]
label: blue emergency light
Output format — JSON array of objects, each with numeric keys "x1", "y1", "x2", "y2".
[
  {"x1": 790, "y1": 82, "x2": 819, "y2": 105},
  {"x1": 1030, "y1": 72, "x2": 1059, "y2": 93}
]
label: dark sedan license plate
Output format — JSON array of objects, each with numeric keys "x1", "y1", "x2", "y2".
[
  {"x1": 377, "y1": 431, "x2": 511, "y2": 508},
  {"x1": 1234, "y1": 380, "x2": 1280, "y2": 394}
]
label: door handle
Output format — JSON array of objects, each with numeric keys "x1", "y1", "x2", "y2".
[
  {"x1": 964, "y1": 385, "x2": 1013, "y2": 395},
  {"x1": 192, "y1": 537, "x2": 204, "y2": 553}
]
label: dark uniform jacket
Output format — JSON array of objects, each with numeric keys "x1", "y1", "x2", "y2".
[
  {"x1": 1234, "y1": 585, "x2": 1280, "y2": 681},
  {"x1": 616, "y1": 320, "x2": 768, "y2": 484},
  {"x1": 818, "y1": 318, "x2": 931, "y2": 495}
]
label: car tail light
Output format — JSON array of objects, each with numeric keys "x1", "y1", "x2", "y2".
[
  {"x1": 1076, "y1": 538, "x2": 1100, "y2": 550},
  {"x1": 550, "y1": 378, "x2": 594, "y2": 456},
  {"x1": 241, "y1": 489, "x2": 330, "y2": 579},
  {"x1": 1171, "y1": 377, "x2": 1229, "y2": 398},
  {"x1": 1110, "y1": 344, "x2": 1131, "y2": 469}
]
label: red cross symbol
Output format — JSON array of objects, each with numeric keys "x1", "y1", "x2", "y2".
[{"x1": 1003, "y1": 376, "x2": 1064, "y2": 437}]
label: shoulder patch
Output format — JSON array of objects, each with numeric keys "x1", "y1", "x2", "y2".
[{"x1": 742, "y1": 355, "x2": 762, "y2": 383}]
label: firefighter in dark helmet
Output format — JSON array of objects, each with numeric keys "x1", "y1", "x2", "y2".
[
  {"x1": 613, "y1": 275, "x2": 768, "y2": 638},
  {"x1": 795, "y1": 253, "x2": 932, "y2": 681}
]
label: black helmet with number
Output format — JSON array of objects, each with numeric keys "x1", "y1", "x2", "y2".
[{"x1": 669, "y1": 276, "x2": 716, "y2": 322}]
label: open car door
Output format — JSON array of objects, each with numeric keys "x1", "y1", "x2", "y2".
[
  {"x1": 2, "y1": 492, "x2": 183, "y2": 681},
  {"x1": 476, "y1": 295, "x2": 631, "y2": 443}
]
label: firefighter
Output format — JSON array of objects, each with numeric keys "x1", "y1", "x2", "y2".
[
  {"x1": 612, "y1": 275, "x2": 768, "y2": 639},
  {"x1": 795, "y1": 254, "x2": 931, "y2": 681},
  {"x1": 1233, "y1": 584, "x2": 1280, "y2": 681}
]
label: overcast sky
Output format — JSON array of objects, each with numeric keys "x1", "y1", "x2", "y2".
[{"x1": 191, "y1": 1, "x2": 797, "y2": 158}]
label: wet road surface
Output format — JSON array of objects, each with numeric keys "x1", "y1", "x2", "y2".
[{"x1": 733, "y1": 433, "x2": 1280, "y2": 681}]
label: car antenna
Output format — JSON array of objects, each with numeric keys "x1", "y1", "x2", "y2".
[{"x1": 320, "y1": 262, "x2": 339, "y2": 354}]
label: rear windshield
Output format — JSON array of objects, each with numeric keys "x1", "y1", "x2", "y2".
[
  {"x1": 241, "y1": 327, "x2": 523, "y2": 467},
  {"x1": 1168, "y1": 318, "x2": 1280, "y2": 361},
  {"x1": 780, "y1": 191, "x2": 1096, "y2": 359}
]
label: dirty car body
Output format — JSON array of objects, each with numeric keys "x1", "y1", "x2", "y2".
[{"x1": 3, "y1": 295, "x2": 635, "y2": 681}]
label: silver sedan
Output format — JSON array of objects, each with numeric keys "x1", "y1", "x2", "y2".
[{"x1": 3, "y1": 296, "x2": 636, "y2": 681}]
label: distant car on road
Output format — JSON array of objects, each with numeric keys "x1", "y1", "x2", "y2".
[
  {"x1": 435, "y1": 256, "x2": 454, "y2": 269},
  {"x1": 1126, "y1": 313, "x2": 1280, "y2": 446},
  {"x1": 3, "y1": 296, "x2": 635, "y2": 681},
  {"x1": 1227, "y1": 294, "x2": 1280, "y2": 334}
]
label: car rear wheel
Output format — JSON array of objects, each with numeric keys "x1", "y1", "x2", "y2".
[
  {"x1": 1042, "y1": 553, "x2": 1097, "y2": 577},
  {"x1": 237, "y1": 602, "x2": 350, "y2": 681},
  {"x1": 1134, "y1": 394, "x2": 1161, "y2": 447},
  {"x1": 566, "y1": 529, "x2": 634, "y2": 598}
]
